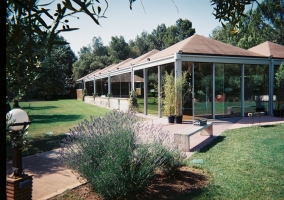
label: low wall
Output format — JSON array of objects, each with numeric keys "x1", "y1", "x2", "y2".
[
  {"x1": 76, "y1": 89, "x2": 83, "y2": 100},
  {"x1": 84, "y1": 96, "x2": 129, "y2": 112}
]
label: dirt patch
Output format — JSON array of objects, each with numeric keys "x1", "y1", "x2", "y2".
[{"x1": 49, "y1": 166, "x2": 209, "y2": 200}]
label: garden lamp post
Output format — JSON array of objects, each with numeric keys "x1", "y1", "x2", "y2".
[{"x1": 6, "y1": 108, "x2": 31, "y2": 178}]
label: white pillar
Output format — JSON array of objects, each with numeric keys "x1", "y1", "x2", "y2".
[
  {"x1": 131, "y1": 66, "x2": 134, "y2": 91},
  {"x1": 158, "y1": 65, "x2": 162, "y2": 118},
  {"x1": 174, "y1": 53, "x2": 182, "y2": 116},
  {"x1": 93, "y1": 79, "x2": 96, "y2": 95},
  {"x1": 269, "y1": 58, "x2": 274, "y2": 116},
  {"x1": 143, "y1": 68, "x2": 148, "y2": 115},
  {"x1": 241, "y1": 64, "x2": 245, "y2": 117},
  {"x1": 212, "y1": 63, "x2": 215, "y2": 119},
  {"x1": 192, "y1": 63, "x2": 195, "y2": 120},
  {"x1": 108, "y1": 75, "x2": 111, "y2": 95}
]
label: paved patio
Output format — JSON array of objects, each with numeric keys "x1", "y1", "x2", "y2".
[{"x1": 6, "y1": 115, "x2": 284, "y2": 199}]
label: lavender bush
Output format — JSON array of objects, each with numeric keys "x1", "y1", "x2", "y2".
[{"x1": 59, "y1": 110, "x2": 185, "y2": 199}]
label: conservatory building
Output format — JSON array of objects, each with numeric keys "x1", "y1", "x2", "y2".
[{"x1": 76, "y1": 34, "x2": 284, "y2": 120}]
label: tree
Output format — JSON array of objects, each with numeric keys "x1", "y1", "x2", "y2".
[
  {"x1": 108, "y1": 36, "x2": 130, "y2": 63},
  {"x1": 210, "y1": 0, "x2": 284, "y2": 49},
  {"x1": 6, "y1": 0, "x2": 108, "y2": 106},
  {"x1": 175, "y1": 18, "x2": 196, "y2": 42},
  {"x1": 29, "y1": 38, "x2": 77, "y2": 99}
]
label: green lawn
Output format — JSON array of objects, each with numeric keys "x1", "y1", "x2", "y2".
[
  {"x1": 186, "y1": 123, "x2": 284, "y2": 199},
  {"x1": 6, "y1": 100, "x2": 111, "y2": 159}
]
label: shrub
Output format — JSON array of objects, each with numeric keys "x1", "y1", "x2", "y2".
[
  {"x1": 59, "y1": 111, "x2": 185, "y2": 199},
  {"x1": 128, "y1": 90, "x2": 140, "y2": 112}
]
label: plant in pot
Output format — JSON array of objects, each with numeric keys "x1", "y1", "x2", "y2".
[
  {"x1": 175, "y1": 72, "x2": 191, "y2": 124},
  {"x1": 274, "y1": 62, "x2": 284, "y2": 117},
  {"x1": 162, "y1": 71, "x2": 175, "y2": 123}
]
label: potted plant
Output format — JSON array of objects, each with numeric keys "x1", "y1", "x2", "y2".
[
  {"x1": 174, "y1": 72, "x2": 191, "y2": 124},
  {"x1": 162, "y1": 71, "x2": 175, "y2": 123},
  {"x1": 274, "y1": 62, "x2": 284, "y2": 117}
]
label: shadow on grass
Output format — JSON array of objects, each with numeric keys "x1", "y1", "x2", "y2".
[
  {"x1": 259, "y1": 124, "x2": 277, "y2": 128},
  {"x1": 21, "y1": 106, "x2": 58, "y2": 110},
  {"x1": 197, "y1": 136, "x2": 226, "y2": 153},
  {"x1": 6, "y1": 134, "x2": 67, "y2": 160},
  {"x1": 29, "y1": 114, "x2": 82, "y2": 124}
]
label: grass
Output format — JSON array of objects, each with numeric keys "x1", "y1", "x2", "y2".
[
  {"x1": 186, "y1": 123, "x2": 284, "y2": 199},
  {"x1": 6, "y1": 99, "x2": 111, "y2": 159}
]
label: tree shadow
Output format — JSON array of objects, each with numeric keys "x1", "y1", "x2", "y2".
[
  {"x1": 197, "y1": 136, "x2": 226, "y2": 153},
  {"x1": 6, "y1": 134, "x2": 67, "y2": 161},
  {"x1": 259, "y1": 124, "x2": 276, "y2": 128},
  {"x1": 29, "y1": 114, "x2": 82, "y2": 124},
  {"x1": 21, "y1": 106, "x2": 58, "y2": 110}
]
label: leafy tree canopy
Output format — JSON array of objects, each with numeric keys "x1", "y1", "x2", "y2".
[{"x1": 210, "y1": 0, "x2": 284, "y2": 49}]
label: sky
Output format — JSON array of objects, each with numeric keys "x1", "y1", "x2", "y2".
[{"x1": 43, "y1": 0, "x2": 224, "y2": 56}]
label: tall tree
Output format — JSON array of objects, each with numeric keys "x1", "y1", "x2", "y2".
[
  {"x1": 108, "y1": 36, "x2": 130, "y2": 63},
  {"x1": 6, "y1": 0, "x2": 108, "y2": 106},
  {"x1": 210, "y1": 0, "x2": 284, "y2": 49}
]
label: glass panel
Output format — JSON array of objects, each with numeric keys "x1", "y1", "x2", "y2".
[
  {"x1": 244, "y1": 64, "x2": 269, "y2": 115},
  {"x1": 161, "y1": 63, "x2": 175, "y2": 117},
  {"x1": 194, "y1": 63, "x2": 213, "y2": 119},
  {"x1": 134, "y1": 69, "x2": 144, "y2": 113},
  {"x1": 96, "y1": 78, "x2": 108, "y2": 96},
  {"x1": 147, "y1": 67, "x2": 158, "y2": 116},
  {"x1": 215, "y1": 63, "x2": 242, "y2": 118},
  {"x1": 111, "y1": 74, "x2": 121, "y2": 97},
  {"x1": 182, "y1": 61, "x2": 193, "y2": 121},
  {"x1": 274, "y1": 65, "x2": 282, "y2": 114},
  {"x1": 85, "y1": 81, "x2": 93, "y2": 96}
]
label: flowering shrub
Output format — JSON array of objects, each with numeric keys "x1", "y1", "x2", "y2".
[{"x1": 59, "y1": 111, "x2": 185, "y2": 199}]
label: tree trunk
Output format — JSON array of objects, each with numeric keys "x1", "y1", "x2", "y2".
[
  {"x1": 13, "y1": 99, "x2": 20, "y2": 108},
  {"x1": 6, "y1": 103, "x2": 11, "y2": 113}
]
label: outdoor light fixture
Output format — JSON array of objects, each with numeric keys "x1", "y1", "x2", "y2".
[{"x1": 6, "y1": 108, "x2": 31, "y2": 178}]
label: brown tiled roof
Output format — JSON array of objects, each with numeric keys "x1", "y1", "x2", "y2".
[
  {"x1": 248, "y1": 41, "x2": 284, "y2": 59},
  {"x1": 137, "y1": 34, "x2": 265, "y2": 64},
  {"x1": 76, "y1": 69, "x2": 100, "y2": 82},
  {"x1": 110, "y1": 74, "x2": 143, "y2": 82},
  {"x1": 110, "y1": 50, "x2": 160, "y2": 71},
  {"x1": 94, "y1": 59, "x2": 133, "y2": 76}
]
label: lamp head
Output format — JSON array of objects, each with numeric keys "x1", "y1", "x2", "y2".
[{"x1": 6, "y1": 108, "x2": 31, "y2": 131}]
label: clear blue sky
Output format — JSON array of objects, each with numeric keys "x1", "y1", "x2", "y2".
[{"x1": 43, "y1": 0, "x2": 225, "y2": 55}]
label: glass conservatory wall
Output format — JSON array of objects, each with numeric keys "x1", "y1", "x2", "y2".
[
  {"x1": 161, "y1": 63, "x2": 175, "y2": 117},
  {"x1": 134, "y1": 69, "x2": 144, "y2": 113},
  {"x1": 244, "y1": 64, "x2": 269, "y2": 114},
  {"x1": 274, "y1": 65, "x2": 283, "y2": 113},
  {"x1": 182, "y1": 61, "x2": 193, "y2": 120},
  {"x1": 215, "y1": 63, "x2": 242, "y2": 118},
  {"x1": 119, "y1": 73, "x2": 131, "y2": 98},
  {"x1": 85, "y1": 81, "x2": 93, "y2": 96},
  {"x1": 194, "y1": 63, "x2": 213, "y2": 119},
  {"x1": 95, "y1": 78, "x2": 108, "y2": 96},
  {"x1": 111, "y1": 74, "x2": 121, "y2": 97},
  {"x1": 147, "y1": 66, "x2": 159, "y2": 116}
]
